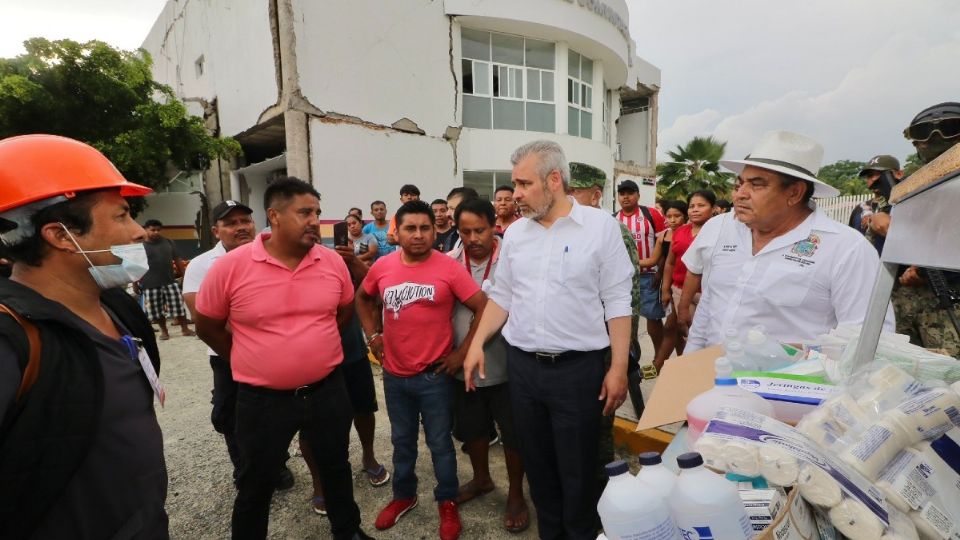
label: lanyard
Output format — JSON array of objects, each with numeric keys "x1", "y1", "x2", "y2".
[
  {"x1": 465, "y1": 254, "x2": 493, "y2": 282},
  {"x1": 120, "y1": 335, "x2": 140, "y2": 363}
]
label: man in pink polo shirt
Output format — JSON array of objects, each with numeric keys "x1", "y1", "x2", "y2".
[
  {"x1": 357, "y1": 200, "x2": 486, "y2": 540},
  {"x1": 195, "y1": 178, "x2": 371, "y2": 540}
]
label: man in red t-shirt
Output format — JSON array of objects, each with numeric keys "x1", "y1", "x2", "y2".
[
  {"x1": 357, "y1": 200, "x2": 486, "y2": 540},
  {"x1": 615, "y1": 179, "x2": 667, "y2": 352}
]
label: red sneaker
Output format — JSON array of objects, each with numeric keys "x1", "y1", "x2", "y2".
[
  {"x1": 375, "y1": 497, "x2": 418, "y2": 530},
  {"x1": 438, "y1": 500, "x2": 462, "y2": 540}
]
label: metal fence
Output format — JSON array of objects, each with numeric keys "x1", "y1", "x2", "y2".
[{"x1": 817, "y1": 194, "x2": 872, "y2": 224}]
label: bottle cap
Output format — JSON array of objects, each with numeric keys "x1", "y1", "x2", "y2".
[
  {"x1": 714, "y1": 356, "x2": 734, "y2": 381},
  {"x1": 604, "y1": 460, "x2": 629, "y2": 477},
  {"x1": 677, "y1": 452, "x2": 704, "y2": 470},
  {"x1": 638, "y1": 452, "x2": 662, "y2": 466}
]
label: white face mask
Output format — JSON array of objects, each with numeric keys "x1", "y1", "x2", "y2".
[{"x1": 59, "y1": 224, "x2": 150, "y2": 289}]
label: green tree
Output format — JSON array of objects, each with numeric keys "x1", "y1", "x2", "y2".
[
  {"x1": 903, "y1": 152, "x2": 922, "y2": 176},
  {"x1": 0, "y1": 38, "x2": 240, "y2": 212},
  {"x1": 655, "y1": 136, "x2": 734, "y2": 201},
  {"x1": 817, "y1": 160, "x2": 870, "y2": 196}
]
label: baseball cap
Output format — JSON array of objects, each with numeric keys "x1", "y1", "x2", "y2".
[
  {"x1": 211, "y1": 199, "x2": 253, "y2": 221},
  {"x1": 568, "y1": 162, "x2": 607, "y2": 190},
  {"x1": 858, "y1": 155, "x2": 900, "y2": 176},
  {"x1": 616, "y1": 179, "x2": 640, "y2": 193}
]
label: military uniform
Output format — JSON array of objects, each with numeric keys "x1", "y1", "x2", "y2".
[
  {"x1": 892, "y1": 279, "x2": 960, "y2": 358},
  {"x1": 568, "y1": 162, "x2": 643, "y2": 509}
]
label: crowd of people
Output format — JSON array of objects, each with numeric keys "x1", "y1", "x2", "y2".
[{"x1": 0, "y1": 100, "x2": 959, "y2": 540}]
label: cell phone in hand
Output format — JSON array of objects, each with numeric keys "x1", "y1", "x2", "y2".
[{"x1": 333, "y1": 221, "x2": 349, "y2": 246}]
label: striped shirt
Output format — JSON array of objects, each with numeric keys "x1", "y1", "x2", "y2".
[{"x1": 616, "y1": 207, "x2": 665, "y2": 272}]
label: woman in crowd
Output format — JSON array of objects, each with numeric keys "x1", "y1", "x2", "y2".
[{"x1": 346, "y1": 213, "x2": 379, "y2": 263}]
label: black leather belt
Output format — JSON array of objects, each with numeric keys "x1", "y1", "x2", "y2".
[
  {"x1": 241, "y1": 377, "x2": 328, "y2": 398},
  {"x1": 528, "y1": 350, "x2": 581, "y2": 364}
]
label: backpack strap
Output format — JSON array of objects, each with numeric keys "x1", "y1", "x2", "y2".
[
  {"x1": 638, "y1": 205, "x2": 655, "y2": 230},
  {"x1": 0, "y1": 304, "x2": 41, "y2": 402}
]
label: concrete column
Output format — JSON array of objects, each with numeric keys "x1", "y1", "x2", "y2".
[
  {"x1": 591, "y1": 60, "x2": 604, "y2": 143},
  {"x1": 555, "y1": 42, "x2": 569, "y2": 135},
  {"x1": 647, "y1": 89, "x2": 660, "y2": 170},
  {"x1": 284, "y1": 109, "x2": 311, "y2": 181}
]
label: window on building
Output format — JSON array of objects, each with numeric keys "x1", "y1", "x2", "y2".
[
  {"x1": 195, "y1": 55, "x2": 205, "y2": 78},
  {"x1": 567, "y1": 50, "x2": 593, "y2": 139},
  {"x1": 462, "y1": 28, "x2": 556, "y2": 133},
  {"x1": 463, "y1": 170, "x2": 513, "y2": 201}
]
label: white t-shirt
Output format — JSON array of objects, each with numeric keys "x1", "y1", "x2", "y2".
[
  {"x1": 681, "y1": 208, "x2": 895, "y2": 352},
  {"x1": 182, "y1": 242, "x2": 226, "y2": 356}
]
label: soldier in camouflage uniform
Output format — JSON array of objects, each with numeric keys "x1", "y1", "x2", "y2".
[
  {"x1": 568, "y1": 162, "x2": 643, "y2": 514},
  {"x1": 883, "y1": 103, "x2": 960, "y2": 358}
]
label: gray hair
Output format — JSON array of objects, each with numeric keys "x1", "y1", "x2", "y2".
[{"x1": 510, "y1": 140, "x2": 570, "y2": 189}]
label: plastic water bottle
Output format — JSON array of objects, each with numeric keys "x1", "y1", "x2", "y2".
[
  {"x1": 744, "y1": 325, "x2": 792, "y2": 371},
  {"x1": 598, "y1": 460, "x2": 681, "y2": 540},
  {"x1": 635, "y1": 452, "x2": 677, "y2": 494},
  {"x1": 723, "y1": 340, "x2": 756, "y2": 372},
  {"x1": 668, "y1": 452, "x2": 753, "y2": 540},
  {"x1": 686, "y1": 357, "x2": 774, "y2": 443}
]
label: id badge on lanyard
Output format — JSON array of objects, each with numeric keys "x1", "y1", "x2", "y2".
[{"x1": 121, "y1": 335, "x2": 166, "y2": 407}]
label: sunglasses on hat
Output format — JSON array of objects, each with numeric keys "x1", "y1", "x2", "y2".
[{"x1": 903, "y1": 117, "x2": 960, "y2": 142}]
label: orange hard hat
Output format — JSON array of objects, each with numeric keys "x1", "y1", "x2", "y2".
[{"x1": 0, "y1": 134, "x2": 152, "y2": 214}]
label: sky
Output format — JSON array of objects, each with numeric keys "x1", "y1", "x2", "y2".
[{"x1": 1, "y1": 0, "x2": 957, "y2": 166}]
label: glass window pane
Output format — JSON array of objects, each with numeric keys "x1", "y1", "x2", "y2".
[
  {"x1": 512, "y1": 67, "x2": 522, "y2": 98},
  {"x1": 493, "y1": 99, "x2": 524, "y2": 130},
  {"x1": 582, "y1": 85, "x2": 591, "y2": 110},
  {"x1": 526, "y1": 103, "x2": 555, "y2": 133},
  {"x1": 527, "y1": 69, "x2": 540, "y2": 101},
  {"x1": 474, "y1": 62, "x2": 490, "y2": 95},
  {"x1": 567, "y1": 78, "x2": 574, "y2": 104},
  {"x1": 581, "y1": 110, "x2": 593, "y2": 139},
  {"x1": 493, "y1": 65, "x2": 503, "y2": 96},
  {"x1": 463, "y1": 95, "x2": 491, "y2": 129},
  {"x1": 525, "y1": 38, "x2": 555, "y2": 69},
  {"x1": 495, "y1": 171, "x2": 513, "y2": 187},
  {"x1": 568, "y1": 51, "x2": 580, "y2": 79},
  {"x1": 464, "y1": 171, "x2": 495, "y2": 201},
  {"x1": 492, "y1": 33, "x2": 523, "y2": 66},
  {"x1": 462, "y1": 60, "x2": 474, "y2": 94},
  {"x1": 461, "y1": 28, "x2": 490, "y2": 61},
  {"x1": 582, "y1": 57, "x2": 593, "y2": 81},
  {"x1": 542, "y1": 71, "x2": 554, "y2": 102},
  {"x1": 568, "y1": 106, "x2": 580, "y2": 136}
]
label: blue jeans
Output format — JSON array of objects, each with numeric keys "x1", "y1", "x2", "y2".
[{"x1": 382, "y1": 369, "x2": 458, "y2": 502}]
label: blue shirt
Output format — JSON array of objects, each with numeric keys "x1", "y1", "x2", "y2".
[{"x1": 362, "y1": 221, "x2": 394, "y2": 258}]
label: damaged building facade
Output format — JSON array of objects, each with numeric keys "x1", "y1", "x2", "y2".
[{"x1": 142, "y1": 0, "x2": 661, "y2": 227}]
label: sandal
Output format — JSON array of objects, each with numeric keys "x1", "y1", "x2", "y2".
[
  {"x1": 311, "y1": 495, "x2": 327, "y2": 516},
  {"x1": 364, "y1": 464, "x2": 390, "y2": 487},
  {"x1": 641, "y1": 364, "x2": 658, "y2": 380}
]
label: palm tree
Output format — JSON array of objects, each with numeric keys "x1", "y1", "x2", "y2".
[{"x1": 656, "y1": 136, "x2": 735, "y2": 201}]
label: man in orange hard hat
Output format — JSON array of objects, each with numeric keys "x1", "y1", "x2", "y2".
[{"x1": 0, "y1": 135, "x2": 169, "y2": 538}]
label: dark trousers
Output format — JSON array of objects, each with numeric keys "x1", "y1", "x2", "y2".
[
  {"x1": 231, "y1": 368, "x2": 360, "y2": 540},
  {"x1": 209, "y1": 356, "x2": 241, "y2": 476},
  {"x1": 507, "y1": 346, "x2": 605, "y2": 540}
]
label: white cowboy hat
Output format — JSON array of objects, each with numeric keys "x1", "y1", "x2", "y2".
[{"x1": 720, "y1": 130, "x2": 840, "y2": 198}]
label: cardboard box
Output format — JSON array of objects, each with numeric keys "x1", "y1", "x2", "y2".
[
  {"x1": 756, "y1": 489, "x2": 820, "y2": 540},
  {"x1": 636, "y1": 345, "x2": 722, "y2": 432}
]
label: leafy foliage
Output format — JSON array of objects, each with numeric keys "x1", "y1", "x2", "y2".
[
  {"x1": 655, "y1": 136, "x2": 735, "y2": 200},
  {"x1": 816, "y1": 160, "x2": 871, "y2": 196},
  {"x1": 903, "y1": 153, "x2": 922, "y2": 177},
  {"x1": 0, "y1": 38, "x2": 240, "y2": 212}
]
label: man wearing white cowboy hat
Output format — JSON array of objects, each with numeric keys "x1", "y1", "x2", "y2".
[{"x1": 676, "y1": 130, "x2": 895, "y2": 352}]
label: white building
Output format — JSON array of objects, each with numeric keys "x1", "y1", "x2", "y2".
[{"x1": 142, "y1": 0, "x2": 661, "y2": 228}]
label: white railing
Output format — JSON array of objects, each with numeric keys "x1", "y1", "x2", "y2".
[{"x1": 817, "y1": 194, "x2": 873, "y2": 224}]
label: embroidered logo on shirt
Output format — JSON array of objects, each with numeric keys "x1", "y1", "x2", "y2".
[
  {"x1": 790, "y1": 234, "x2": 821, "y2": 258},
  {"x1": 383, "y1": 282, "x2": 436, "y2": 319}
]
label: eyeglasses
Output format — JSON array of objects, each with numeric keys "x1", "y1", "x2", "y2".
[{"x1": 903, "y1": 117, "x2": 960, "y2": 142}]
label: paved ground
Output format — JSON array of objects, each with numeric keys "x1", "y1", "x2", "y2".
[{"x1": 156, "y1": 330, "x2": 661, "y2": 539}]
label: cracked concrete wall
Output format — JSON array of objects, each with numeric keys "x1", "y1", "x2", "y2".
[
  {"x1": 291, "y1": 0, "x2": 456, "y2": 139},
  {"x1": 141, "y1": 0, "x2": 279, "y2": 137},
  {"x1": 309, "y1": 118, "x2": 455, "y2": 220}
]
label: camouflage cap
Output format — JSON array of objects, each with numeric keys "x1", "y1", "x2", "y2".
[
  {"x1": 569, "y1": 162, "x2": 606, "y2": 189},
  {"x1": 859, "y1": 155, "x2": 901, "y2": 176}
]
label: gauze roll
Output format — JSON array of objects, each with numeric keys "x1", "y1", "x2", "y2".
[
  {"x1": 881, "y1": 507, "x2": 920, "y2": 540},
  {"x1": 886, "y1": 388, "x2": 960, "y2": 445},
  {"x1": 724, "y1": 440, "x2": 761, "y2": 477},
  {"x1": 797, "y1": 463, "x2": 843, "y2": 508},
  {"x1": 878, "y1": 478, "x2": 914, "y2": 515},
  {"x1": 869, "y1": 364, "x2": 916, "y2": 391},
  {"x1": 909, "y1": 502, "x2": 955, "y2": 540},
  {"x1": 829, "y1": 498, "x2": 887, "y2": 540},
  {"x1": 826, "y1": 394, "x2": 873, "y2": 433},
  {"x1": 694, "y1": 434, "x2": 727, "y2": 472},
  {"x1": 799, "y1": 407, "x2": 843, "y2": 448},
  {"x1": 839, "y1": 419, "x2": 911, "y2": 480},
  {"x1": 759, "y1": 445, "x2": 799, "y2": 486}
]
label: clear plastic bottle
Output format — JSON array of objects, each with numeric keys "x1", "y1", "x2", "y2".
[
  {"x1": 634, "y1": 452, "x2": 677, "y2": 495},
  {"x1": 598, "y1": 460, "x2": 681, "y2": 540},
  {"x1": 743, "y1": 325, "x2": 792, "y2": 371},
  {"x1": 724, "y1": 340, "x2": 756, "y2": 372},
  {"x1": 668, "y1": 452, "x2": 753, "y2": 540},
  {"x1": 686, "y1": 357, "x2": 775, "y2": 443}
]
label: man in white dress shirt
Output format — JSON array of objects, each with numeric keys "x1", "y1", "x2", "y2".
[
  {"x1": 463, "y1": 140, "x2": 634, "y2": 539},
  {"x1": 677, "y1": 131, "x2": 895, "y2": 352}
]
